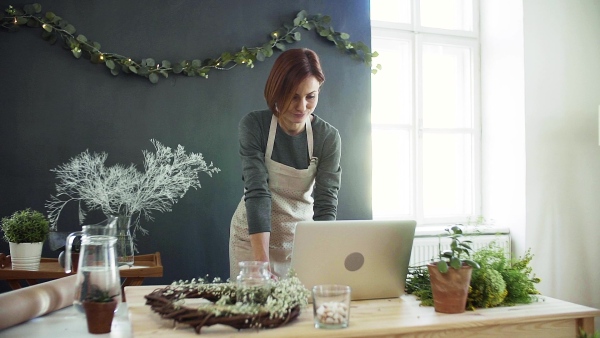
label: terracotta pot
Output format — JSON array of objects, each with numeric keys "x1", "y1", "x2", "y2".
[
  {"x1": 427, "y1": 263, "x2": 472, "y2": 314},
  {"x1": 83, "y1": 300, "x2": 118, "y2": 334}
]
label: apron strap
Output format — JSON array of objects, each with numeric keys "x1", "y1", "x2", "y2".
[{"x1": 266, "y1": 114, "x2": 314, "y2": 159}]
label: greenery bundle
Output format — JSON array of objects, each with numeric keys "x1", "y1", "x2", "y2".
[
  {"x1": 1, "y1": 208, "x2": 50, "y2": 243},
  {"x1": 1, "y1": 4, "x2": 380, "y2": 83},
  {"x1": 45, "y1": 139, "x2": 220, "y2": 237},
  {"x1": 407, "y1": 241, "x2": 541, "y2": 310}
]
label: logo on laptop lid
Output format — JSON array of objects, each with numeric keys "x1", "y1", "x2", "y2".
[{"x1": 344, "y1": 252, "x2": 364, "y2": 271}]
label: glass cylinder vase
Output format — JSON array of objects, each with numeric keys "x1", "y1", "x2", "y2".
[
  {"x1": 107, "y1": 215, "x2": 134, "y2": 267},
  {"x1": 236, "y1": 261, "x2": 271, "y2": 304}
]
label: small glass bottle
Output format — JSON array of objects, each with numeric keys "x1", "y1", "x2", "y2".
[{"x1": 236, "y1": 261, "x2": 271, "y2": 304}]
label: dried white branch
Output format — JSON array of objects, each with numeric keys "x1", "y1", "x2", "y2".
[{"x1": 45, "y1": 139, "x2": 220, "y2": 236}]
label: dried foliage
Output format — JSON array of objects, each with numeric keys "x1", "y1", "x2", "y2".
[
  {"x1": 145, "y1": 274, "x2": 310, "y2": 334},
  {"x1": 46, "y1": 139, "x2": 219, "y2": 236}
]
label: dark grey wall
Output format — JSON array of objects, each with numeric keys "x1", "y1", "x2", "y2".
[{"x1": 0, "y1": 0, "x2": 371, "y2": 289}]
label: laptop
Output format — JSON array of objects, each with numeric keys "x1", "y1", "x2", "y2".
[{"x1": 290, "y1": 220, "x2": 417, "y2": 300}]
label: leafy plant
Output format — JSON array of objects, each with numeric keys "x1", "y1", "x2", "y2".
[
  {"x1": 434, "y1": 225, "x2": 480, "y2": 273},
  {"x1": 45, "y1": 139, "x2": 220, "y2": 237},
  {"x1": 470, "y1": 245, "x2": 540, "y2": 306},
  {"x1": 1, "y1": 208, "x2": 50, "y2": 243},
  {"x1": 578, "y1": 328, "x2": 600, "y2": 338},
  {"x1": 84, "y1": 284, "x2": 119, "y2": 303},
  {"x1": 1, "y1": 5, "x2": 381, "y2": 83},
  {"x1": 407, "y1": 241, "x2": 541, "y2": 310}
]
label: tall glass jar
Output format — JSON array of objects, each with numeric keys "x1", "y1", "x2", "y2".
[{"x1": 236, "y1": 261, "x2": 271, "y2": 304}]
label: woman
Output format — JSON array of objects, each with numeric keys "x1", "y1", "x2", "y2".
[{"x1": 229, "y1": 48, "x2": 342, "y2": 279}]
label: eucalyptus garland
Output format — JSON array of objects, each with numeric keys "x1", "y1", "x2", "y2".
[{"x1": 1, "y1": 3, "x2": 380, "y2": 84}]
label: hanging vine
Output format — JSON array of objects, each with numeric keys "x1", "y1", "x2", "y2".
[{"x1": 1, "y1": 4, "x2": 380, "y2": 84}]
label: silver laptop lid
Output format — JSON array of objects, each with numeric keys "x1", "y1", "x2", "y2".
[{"x1": 290, "y1": 220, "x2": 416, "y2": 300}]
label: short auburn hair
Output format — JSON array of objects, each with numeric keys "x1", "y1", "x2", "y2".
[{"x1": 264, "y1": 48, "x2": 325, "y2": 117}]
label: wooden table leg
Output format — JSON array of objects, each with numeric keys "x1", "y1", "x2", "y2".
[
  {"x1": 7, "y1": 280, "x2": 22, "y2": 290},
  {"x1": 121, "y1": 277, "x2": 145, "y2": 302}
]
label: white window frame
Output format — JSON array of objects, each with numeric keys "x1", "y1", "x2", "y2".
[{"x1": 371, "y1": 0, "x2": 481, "y2": 226}]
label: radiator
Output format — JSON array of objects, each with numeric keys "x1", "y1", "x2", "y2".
[{"x1": 409, "y1": 233, "x2": 510, "y2": 267}]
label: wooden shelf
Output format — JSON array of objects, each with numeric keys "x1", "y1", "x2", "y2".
[{"x1": 0, "y1": 252, "x2": 163, "y2": 301}]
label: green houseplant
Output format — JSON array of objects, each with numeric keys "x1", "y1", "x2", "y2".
[
  {"x1": 82, "y1": 284, "x2": 120, "y2": 334},
  {"x1": 427, "y1": 225, "x2": 480, "y2": 314},
  {"x1": 1, "y1": 208, "x2": 50, "y2": 270}
]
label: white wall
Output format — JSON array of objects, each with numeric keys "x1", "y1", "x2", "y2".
[
  {"x1": 523, "y1": 0, "x2": 600, "y2": 316},
  {"x1": 483, "y1": 0, "x2": 600, "y2": 327}
]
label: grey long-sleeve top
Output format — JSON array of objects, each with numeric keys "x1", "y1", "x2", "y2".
[{"x1": 239, "y1": 109, "x2": 342, "y2": 234}]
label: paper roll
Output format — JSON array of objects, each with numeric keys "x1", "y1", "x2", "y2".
[{"x1": 0, "y1": 275, "x2": 76, "y2": 330}]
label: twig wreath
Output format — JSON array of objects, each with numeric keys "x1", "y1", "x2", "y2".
[
  {"x1": 1, "y1": 3, "x2": 380, "y2": 84},
  {"x1": 144, "y1": 274, "x2": 310, "y2": 334}
]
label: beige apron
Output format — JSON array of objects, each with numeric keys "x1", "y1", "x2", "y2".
[{"x1": 229, "y1": 114, "x2": 318, "y2": 279}]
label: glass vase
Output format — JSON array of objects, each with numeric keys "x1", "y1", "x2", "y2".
[
  {"x1": 107, "y1": 215, "x2": 134, "y2": 267},
  {"x1": 236, "y1": 261, "x2": 271, "y2": 304}
]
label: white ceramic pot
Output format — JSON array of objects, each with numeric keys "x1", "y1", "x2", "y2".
[{"x1": 9, "y1": 242, "x2": 43, "y2": 270}]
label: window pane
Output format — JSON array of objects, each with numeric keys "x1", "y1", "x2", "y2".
[
  {"x1": 422, "y1": 43, "x2": 473, "y2": 129},
  {"x1": 370, "y1": 0, "x2": 411, "y2": 24},
  {"x1": 420, "y1": 0, "x2": 473, "y2": 31},
  {"x1": 372, "y1": 129, "x2": 411, "y2": 218},
  {"x1": 371, "y1": 37, "x2": 412, "y2": 125},
  {"x1": 422, "y1": 133, "x2": 473, "y2": 217}
]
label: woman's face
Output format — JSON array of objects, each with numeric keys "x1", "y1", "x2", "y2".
[{"x1": 278, "y1": 76, "x2": 320, "y2": 136}]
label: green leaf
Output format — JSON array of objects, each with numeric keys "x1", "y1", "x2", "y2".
[
  {"x1": 275, "y1": 43, "x2": 286, "y2": 51},
  {"x1": 371, "y1": 69, "x2": 378, "y2": 75},
  {"x1": 293, "y1": 32, "x2": 301, "y2": 41},
  {"x1": 105, "y1": 59, "x2": 115, "y2": 70},
  {"x1": 71, "y1": 48, "x2": 82, "y2": 59},
  {"x1": 33, "y1": 3, "x2": 42, "y2": 13},
  {"x1": 340, "y1": 32, "x2": 350, "y2": 40},
  {"x1": 26, "y1": 18, "x2": 40, "y2": 28},
  {"x1": 138, "y1": 66, "x2": 149, "y2": 75},
  {"x1": 23, "y1": 4, "x2": 35, "y2": 15},
  {"x1": 450, "y1": 257, "x2": 461, "y2": 269},
  {"x1": 463, "y1": 259, "x2": 480, "y2": 269},
  {"x1": 296, "y1": 10, "x2": 307, "y2": 21},
  {"x1": 437, "y1": 261, "x2": 448, "y2": 273},
  {"x1": 76, "y1": 34, "x2": 87, "y2": 43},
  {"x1": 149, "y1": 73, "x2": 159, "y2": 84},
  {"x1": 128, "y1": 66, "x2": 138, "y2": 74},
  {"x1": 45, "y1": 12, "x2": 55, "y2": 21},
  {"x1": 256, "y1": 51, "x2": 265, "y2": 62},
  {"x1": 161, "y1": 60, "x2": 171, "y2": 68},
  {"x1": 64, "y1": 24, "x2": 76, "y2": 35},
  {"x1": 16, "y1": 17, "x2": 28, "y2": 25},
  {"x1": 301, "y1": 22, "x2": 313, "y2": 30},
  {"x1": 376, "y1": 64, "x2": 382, "y2": 70},
  {"x1": 110, "y1": 68, "x2": 120, "y2": 76},
  {"x1": 191, "y1": 59, "x2": 201, "y2": 68},
  {"x1": 145, "y1": 58, "x2": 155, "y2": 67},
  {"x1": 172, "y1": 64, "x2": 183, "y2": 74}
]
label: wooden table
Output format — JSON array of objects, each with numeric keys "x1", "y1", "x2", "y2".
[
  {"x1": 125, "y1": 285, "x2": 600, "y2": 337},
  {"x1": 0, "y1": 252, "x2": 163, "y2": 301}
]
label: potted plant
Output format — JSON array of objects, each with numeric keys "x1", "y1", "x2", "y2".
[
  {"x1": 82, "y1": 284, "x2": 120, "y2": 334},
  {"x1": 1, "y1": 209, "x2": 50, "y2": 270},
  {"x1": 426, "y1": 225, "x2": 480, "y2": 313}
]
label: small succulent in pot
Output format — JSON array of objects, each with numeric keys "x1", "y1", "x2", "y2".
[
  {"x1": 84, "y1": 284, "x2": 119, "y2": 303},
  {"x1": 435, "y1": 225, "x2": 480, "y2": 273}
]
